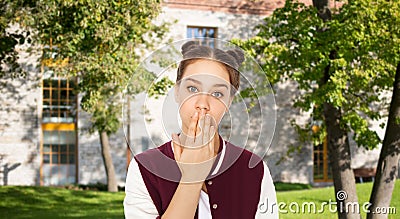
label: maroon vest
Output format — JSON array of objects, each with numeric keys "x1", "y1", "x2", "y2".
[{"x1": 135, "y1": 139, "x2": 264, "y2": 219}]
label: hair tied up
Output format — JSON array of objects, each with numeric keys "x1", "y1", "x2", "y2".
[
  {"x1": 181, "y1": 41, "x2": 198, "y2": 56},
  {"x1": 226, "y1": 49, "x2": 245, "y2": 68}
]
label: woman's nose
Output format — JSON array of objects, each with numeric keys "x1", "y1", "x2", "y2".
[{"x1": 195, "y1": 93, "x2": 210, "y2": 111}]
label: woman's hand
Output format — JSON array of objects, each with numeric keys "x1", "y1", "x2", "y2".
[{"x1": 172, "y1": 110, "x2": 216, "y2": 183}]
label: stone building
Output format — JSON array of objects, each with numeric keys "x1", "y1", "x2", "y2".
[{"x1": 0, "y1": 0, "x2": 391, "y2": 187}]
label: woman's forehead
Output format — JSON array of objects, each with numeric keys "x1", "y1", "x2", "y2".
[{"x1": 181, "y1": 59, "x2": 230, "y2": 82}]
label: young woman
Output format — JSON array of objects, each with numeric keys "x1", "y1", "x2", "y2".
[{"x1": 124, "y1": 41, "x2": 278, "y2": 219}]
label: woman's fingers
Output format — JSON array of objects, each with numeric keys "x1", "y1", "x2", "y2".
[
  {"x1": 202, "y1": 114, "x2": 211, "y2": 145},
  {"x1": 187, "y1": 111, "x2": 199, "y2": 143},
  {"x1": 174, "y1": 112, "x2": 216, "y2": 183},
  {"x1": 209, "y1": 126, "x2": 215, "y2": 153},
  {"x1": 197, "y1": 111, "x2": 205, "y2": 144},
  {"x1": 172, "y1": 133, "x2": 182, "y2": 161}
]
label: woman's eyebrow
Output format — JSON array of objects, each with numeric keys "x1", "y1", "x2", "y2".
[
  {"x1": 184, "y1": 77, "x2": 229, "y2": 89},
  {"x1": 184, "y1": 77, "x2": 202, "y2": 85},
  {"x1": 213, "y1": 83, "x2": 229, "y2": 89}
]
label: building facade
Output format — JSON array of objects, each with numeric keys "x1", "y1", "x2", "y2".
[{"x1": 0, "y1": 0, "x2": 392, "y2": 186}]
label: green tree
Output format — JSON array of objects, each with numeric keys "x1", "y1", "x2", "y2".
[
  {"x1": 235, "y1": 0, "x2": 399, "y2": 218},
  {"x1": 356, "y1": 1, "x2": 400, "y2": 217},
  {"x1": 13, "y1": 0, "x2": 168, "y2": 192},
  {"x1": 0, "y1": 0, "x2": 30, "y2": 79}
]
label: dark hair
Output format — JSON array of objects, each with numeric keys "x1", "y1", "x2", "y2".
[{"x1": 176, "y1": 41, "x2": 245, "y2": 94}]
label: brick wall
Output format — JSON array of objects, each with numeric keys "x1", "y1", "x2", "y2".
[
  {"x1": 163, "y1": 0, "x2": 289, "y2": 15},
  {"x1": 0, "y1": 42, "x2": 42, "y2": 185}
]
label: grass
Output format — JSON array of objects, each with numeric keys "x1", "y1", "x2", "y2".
[
  {"x1": 274, "y1": 182, "x2": 312, "y2": 191},
  {"x1": 277, "y1": 180, "x2": 400, "y2": 219},
  {"x1": 0, "y1": 186, "x2": 125, "y2": 219},
  {"x1": 0, "y1": 181, "x2": 398, "y2": 218}
]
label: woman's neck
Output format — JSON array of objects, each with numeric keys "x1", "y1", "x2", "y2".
[{"x1": 213, "y1": 132, "x2": 220, "y2": 156}]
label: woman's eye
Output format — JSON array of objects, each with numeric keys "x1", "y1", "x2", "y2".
[
  {"x1": 187, "y1": 86, "x2": 198, "y2": 93},
  {"x1": 212, "y1": 91, "x2": 224, "y2": 98}
]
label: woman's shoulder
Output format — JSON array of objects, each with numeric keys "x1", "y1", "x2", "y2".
[
  {"x1": 133, "y1": 141, "x2": 181, "y2": 181},
  {"x1": 134, "y1": 141, "x2": 176, "y2": 171},
  {"x1": 135, "y1": 141, "x2": 174, "y2": 160}
]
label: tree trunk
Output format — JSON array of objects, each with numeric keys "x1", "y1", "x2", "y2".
[
  {"x1": 312, "y1": 0, "x2": 332, "y2": 22},
  {"x1": 323, "y1": 102, "x2": 360, "y2": 219},
  {"x1": 99, "y1": 131, "x2": 118, "y2": 192},
  {"x1": 314, "y1": 0, "x2": 360, "y2": 218},
  {"x1": 367, "y1": 62, "x2": 400, "y2": 219}
]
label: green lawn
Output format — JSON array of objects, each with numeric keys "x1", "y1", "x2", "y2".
[
  {"x1": 277, "y1": 180, "x2": 399, "y2": 219},
  {"x1": 0, "y1": 186, "x2": 125, "y2": 219},
  {"x1": 0, "y1": 181, "x2": 398, "y2": 218}
]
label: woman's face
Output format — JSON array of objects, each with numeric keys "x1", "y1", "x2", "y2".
[{"x1": 175, "y1": 59, "x2": 234, "y2": 134}]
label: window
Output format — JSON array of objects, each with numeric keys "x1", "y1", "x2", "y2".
[
  {"x1": 42, "y1": 129, "x2": 76, "y2": 185},
  {"x1": 42, "y1": 78, "x2": 76, "y2": 123},
  {"x1": 41, "y1": 48, "x2": 77, "y2": 186},
  {"x1": 187, "y1": 26, "x2": 217, "y2": 47},
  {"x1": 313, "y1": 138, "x2": 333, "y2": 182},
  {"x1": 41, "y1": 77, "x2": 77, "y2": 185}
]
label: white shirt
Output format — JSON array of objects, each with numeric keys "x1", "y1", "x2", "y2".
[{"x1": 124, "y1": 141, "x2": 279, "y2": 219}]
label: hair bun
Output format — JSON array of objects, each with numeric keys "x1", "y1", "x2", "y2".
[
  {"x1": 181, "y1": 41, "x2": 198, "y2": 56},
  {"x1": 226, "y1": 49, "x2": 245, "y2": 67}
]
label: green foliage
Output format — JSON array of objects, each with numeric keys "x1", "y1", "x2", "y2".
[
  {"x1": 13, "y1": 0, "x2": 169, "y2": 134},
  {"x1": 0, "y1": 1, "x2": 30, "y2": 79},
  {"x1": 239, "y1": 0, "x2": 400, "y2": 150},
  {"x1": 231, "y1": 36, "x2": 284, "y2": 86},
  {"x1": 148, "y1": 76, "x2": 174, "y2": 99}
]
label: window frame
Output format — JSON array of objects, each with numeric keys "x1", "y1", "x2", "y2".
[
  {"x1": 186, "y1": 26, "x2": 218, "y2": 47},
  {"x1": 313, "y1": 137, "x2": 333, "y2": 183},
  {"x1": 40, "y1": 53, "x2": 78, "y2": 186}
]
